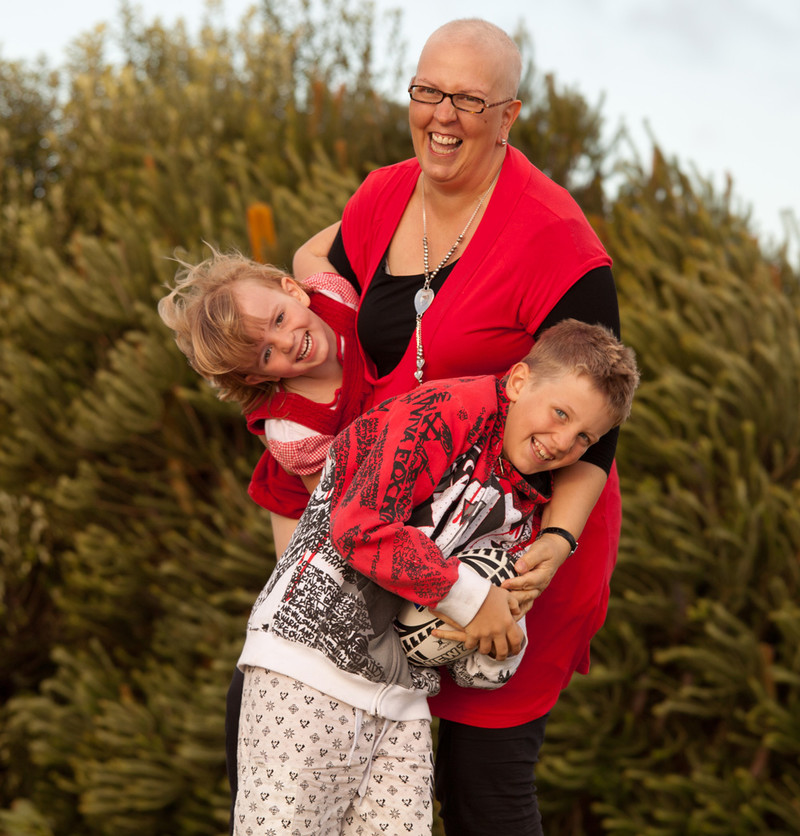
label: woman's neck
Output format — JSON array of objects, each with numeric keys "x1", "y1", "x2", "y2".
[{"x1": 420, "y1": 151, "x2": 505, "y2": 208}]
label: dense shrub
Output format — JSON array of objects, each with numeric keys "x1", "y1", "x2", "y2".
[{"x1": 1, "y1": 2, "x2": 797, "y2": 834}]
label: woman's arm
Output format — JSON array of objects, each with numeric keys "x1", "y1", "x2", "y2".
[
  {"x1": 500, "y1": 266, "x2": 621, "y2": 611},
  {"x1": 292, "y1": 222, "x2": 341, "y2": 281},
  {"x1": 502, "y1": 460, "x2": 607, "y2": 612}
]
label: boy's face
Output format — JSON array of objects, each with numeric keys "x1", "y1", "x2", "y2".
[
  {"x1": 502, "y1": 366, "x2": 615, "y2": 474},
  {"x1": 232, "y1": 277, "x2": 337, "y2": 384}
]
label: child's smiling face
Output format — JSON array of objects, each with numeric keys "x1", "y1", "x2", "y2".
[
  {"x1": 232, "y1": 277, "x2": 336, "y2": 384},
  {"x1": 502, "y1": 366, "x2": 615, "y2": 474}
]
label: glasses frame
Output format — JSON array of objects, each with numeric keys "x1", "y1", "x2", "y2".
[{"x1": 408, "y1": 85, "x2": 513, "y2": 115}]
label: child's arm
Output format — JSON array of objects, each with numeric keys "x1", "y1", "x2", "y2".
[
  {"x1": 293, "y1": 222, "x2": 341, "y2": 281},
  {"x1": 428, "y1": 597, "x2": 528, "y2": 689},
  {"x1": 269, "y1": 512, "x2": 299, "y2": 557},
  {"x1": 255, "y1": 421, "x2": 334, "y2": 496},
  {"x1": 460, "y1": 585, "x2": 524, "y2": 660},
  {"x1": 256, "y1": 433, "x2": 322, "y2": 497},
  {"x1": 329, "y1": 392, "x2": 472, "y2": 610},
  {"x1": 433, "y1": 585, "x2": 524, "y2": 661},
  {"x1": 300, "y1": 471, "x2": 322, "y2": 494},
  {"x1": 328, "y1": 378, "x2": 504, "y2": 616},
  {"x1": 448, "y1": 614, "x2": 528, "y2": 690}
]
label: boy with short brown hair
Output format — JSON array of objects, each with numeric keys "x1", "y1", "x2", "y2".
[{"x1": 233, "y1": 319, "x2": 639, "y2": 835}]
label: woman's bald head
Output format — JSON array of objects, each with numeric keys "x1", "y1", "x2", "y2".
[{"x1": 419, "y1": 19, "x2": 522, "y2": 99}]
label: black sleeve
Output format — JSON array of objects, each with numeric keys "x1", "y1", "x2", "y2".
[
  {"x1": 536, "y1": 265, "x2": 620, "y2": 474},
  {"x1": 327, "y1": 228, "x2": 361, "y2": 294},
  {"x1": 330, "y1": 237, "x2": 620, "y2": 472},
  {"x1": 534, "y1": 265, "x2": 620, "y2": 339}
]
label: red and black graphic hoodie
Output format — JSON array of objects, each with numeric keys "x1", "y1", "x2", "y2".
[{"x1": 237, "y1": 375, "x2": 551, "y2": 722}]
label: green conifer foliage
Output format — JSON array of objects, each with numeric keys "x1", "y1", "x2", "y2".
[
  {"x1": 511, "y1": 25, "x2": 609, "y2": 217},
  {"x1": 2, "y1": 3, "x2": 799, "y2": 835},
  {"x1": 536, "y1": 149, "x2": 800, "y2": 834},
  {"x1": 0, "y1": 3, "x2": 404, "y2": 833}
]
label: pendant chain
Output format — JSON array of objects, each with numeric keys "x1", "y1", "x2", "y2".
[{"x1": 413, "y1": 169, "x2": 500, "y2": 384}]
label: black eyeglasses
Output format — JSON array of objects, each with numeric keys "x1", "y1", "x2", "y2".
[{"x1": 408, "y1": 85, "x2": 513, "y2": 115}]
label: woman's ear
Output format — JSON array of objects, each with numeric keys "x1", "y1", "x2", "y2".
[
  {"x1": 501, "y1": 99, "x2": 522, "y2": 135},
  {"x1": 505, "y1": 362, "x2": 531, "y2": 403},
  {"x1": 281, "y1": 276, "x2": 311, "y2": 307}
]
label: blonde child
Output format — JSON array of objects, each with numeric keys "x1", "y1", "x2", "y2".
[
  {"x1": 158, "y1": 248, "x2": 373, "y2": 552},
  {"x1": 159, "y1": 248, "x2": 376, "y2": 829}
]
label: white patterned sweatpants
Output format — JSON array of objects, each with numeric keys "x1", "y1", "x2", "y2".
[{"x1": 234, "y1": 666, "x2": 433, "y2": 836}]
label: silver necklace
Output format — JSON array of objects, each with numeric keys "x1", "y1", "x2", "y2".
[{"x1": 413, "y1": 169, "x2": 500, "y2": 384}]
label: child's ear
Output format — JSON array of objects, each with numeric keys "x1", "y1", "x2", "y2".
[
  {"x1": 505, "y1": 363, "x2": 531, "y2": 403},
  {"x1": 281, "y1": 276, "x2": 311, "y2": 306}
]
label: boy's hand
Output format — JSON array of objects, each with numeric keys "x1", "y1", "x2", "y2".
[
  {"x1": 430, "y1": 611, "x2": 466, "y2": 633},
  {"x1": 501, "y1": 535, "x2": 572, "y2": 615},
  {"x1": 434, "y1": 586, "x2": 523, "y2": 661}
]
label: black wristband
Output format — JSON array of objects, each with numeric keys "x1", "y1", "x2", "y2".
[{"x1": 536, "y1": 526, "x2": 578, "y2": 556}]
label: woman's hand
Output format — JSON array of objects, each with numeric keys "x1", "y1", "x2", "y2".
[
  {"x1": 501, "y1": 534, "x2": 573, "y2": 615},
  {"x1": 501, "y1": 461, "x2": 607, "y2": 615}
]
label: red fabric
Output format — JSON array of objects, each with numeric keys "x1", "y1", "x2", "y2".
[
  {"x1": 328, "y1": 375, "x2": 546, "y2": 607},
  {"x1": 246, "y1": 290, "x2": 372, "y2": 517},
  {"x1": 340, "y1": 147, "x2": 620, "y2": 726},
  {"x1": 342, "y1": 147, "x2": 612, "y2": 405},
  {"x1": 432, "y1": 465, "x2": 620, "y2": 727}
]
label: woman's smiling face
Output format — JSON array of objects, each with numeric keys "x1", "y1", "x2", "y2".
[{"x1": 409, "y1": 34, "x2": 518, "y2": 192}]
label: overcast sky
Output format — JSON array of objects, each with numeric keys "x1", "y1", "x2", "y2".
[{"x1": 3, "y1": 0, "x2": 799, "y2": 260}]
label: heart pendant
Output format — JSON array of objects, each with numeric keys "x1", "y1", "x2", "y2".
[{"x1": 414, "y1": 287, "x2": 435, "y2": 315}]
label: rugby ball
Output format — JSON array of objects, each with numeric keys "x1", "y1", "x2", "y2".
[{"x1": 394, "y1": 547, "x2": 518, "y2": 667}]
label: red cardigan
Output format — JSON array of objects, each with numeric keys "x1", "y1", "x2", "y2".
[{"x1": 340, "y1": 146, "x2": 621, "y2": 727}]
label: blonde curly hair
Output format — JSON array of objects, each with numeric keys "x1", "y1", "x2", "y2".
[{"x1": 158, "y1": 246, "x2": 297, "y2": 412}]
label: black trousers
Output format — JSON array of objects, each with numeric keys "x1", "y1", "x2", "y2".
[
  {"x1": 434, "y1": 715, "x2": 548, "y2": 836},
  {"x1": 226, "y1": 665, "x2": 547, "y2": 836},
  {"x1": 225, "y1": 666, "x2": 244, "y2": 833}
]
